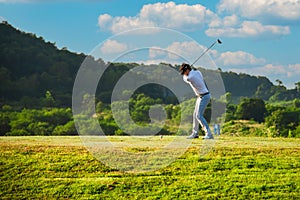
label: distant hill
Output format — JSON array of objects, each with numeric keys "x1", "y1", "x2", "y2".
[
  {"x1": 0, "y1": 22, "x2": 85, "y2": 107},
  {"x1": 0, "y1": 22, "x2": 298, "y2": 108}
]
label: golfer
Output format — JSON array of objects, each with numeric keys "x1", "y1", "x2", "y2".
[{"x1": 179, "y1": 63, "x2": 214, "y2": 139}]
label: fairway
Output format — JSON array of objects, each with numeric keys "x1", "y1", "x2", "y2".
[{"x1": 1, "y1": 136, "x2": 299, "y2": 199}]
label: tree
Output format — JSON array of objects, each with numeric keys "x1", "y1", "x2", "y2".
[
  {"x1": 220, "y1": 92, "x2": 232, "y2": 103},
  {"x1": 0, "y1": 112, "x2": 11, "y2": 135},
  {"x1": 293, "y1": 99, "x2": 300, "y2": 108},
  {"x1": 295, "y1": 82, "x2": 300, "y2": 92},
  {"x1": 129, "y1": 94, "x2": 162, "y2": 123},
  {"x1": 275, "y1": 79, "x2": 283, "y2": 86},
  {"x1": 266, "y1": 108, "x2": 300, "y2": 137},
  {"x1": 225, "y1": 104, "x2": 237, "y2": 122},
  {"x1": 235, "y1": 98, "x2": 267, "y2": 123},
  {"x1": 41, "y1": 90, "x2": 55, "y2": 107}
]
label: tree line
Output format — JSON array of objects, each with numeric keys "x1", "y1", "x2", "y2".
[{"x1": 1, "y1": 95, "x2": 299, "y2": 137}]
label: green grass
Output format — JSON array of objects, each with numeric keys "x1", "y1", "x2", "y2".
[{"x1": 1, "y1": 136, "x2": 299, "y2": 199}]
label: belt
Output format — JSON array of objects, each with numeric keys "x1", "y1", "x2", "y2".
[{"x1": 199, "y1": 92, "x2": 209, "y2": 98}]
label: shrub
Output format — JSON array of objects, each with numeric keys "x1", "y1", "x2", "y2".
[
  {"x1": 221, "y1": 120, "x2": 267, "y2": 137},
  {"x1": 52, "y1": 121, "x2": 77, "y2": 136},
  {"x1": 265, "y1": 108, "x2": 300, "y2": 137},
  {"x1": 235, "y1": 98, "x2": 267, "y2": 123}
]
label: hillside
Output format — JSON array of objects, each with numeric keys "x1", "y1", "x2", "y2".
[
  {"x1": 0, "y1": 22, "x2": 298, "y2": 108},
  {"x1": 0, "y1": 22, "x2": 85, "y2": 107}
]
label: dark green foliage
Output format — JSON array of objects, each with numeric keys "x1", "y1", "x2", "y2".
[
  {"x1": 1, "y1": 107, "x2": 74, "y2": 136},
  {"x1": 221, "y1": 72, "x2": 299, "y2": 102},
  {"x1": 0, "y1": 22, "x2": 85, "y2": 108},
  {"x1": 269, "y1": 87, "x2": 299, "y2": 102},
  {"x1": 1, "y1": 22, "x2": 299, "y2": 108},
  {"x1": 235, "y1": 98, "x2": 267, "y2": 123},
  {"x1": 221, "y1": 72, "x2": 273, "y2": 100},
  {"x1": 96, "y1": 106, "x2": 120, "y2": 136},
  {"x1": 265, "y1": 107, "x2": 300, "y2": 137},
  {"x1": 52, "y1": 121, "x2": 76, "y2": 136},
  {"x1": 129, "y1": 94, "x2": 163, "y2": 123},
  {"x1": 225, "y1": 104, "x2": 237, "y2": 122},
  {"x1": 97, "y1": 62, "x2": 132, "y2": 103},
  {"x1": 293, "y1": 98, "x2": 300, "y2": 108},
  {"x1": 222, "y1": 98, "x2": 300, "y2": 137},
  {"x1": 0, "y1": 112, "x2": 11, "y2": 136}
]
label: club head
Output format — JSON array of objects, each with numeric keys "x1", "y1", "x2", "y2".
[{"x1": 217, "y1": 39, "x2": 222, "y2": 44}]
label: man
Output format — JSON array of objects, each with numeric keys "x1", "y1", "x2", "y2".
[{"x1": 179, "y1": 63, "x2": 214, "y2": 139}]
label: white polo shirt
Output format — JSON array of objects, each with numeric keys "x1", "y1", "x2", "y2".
[{"x1": 183, "y1": 70, "x2": 209, "y2": 96}]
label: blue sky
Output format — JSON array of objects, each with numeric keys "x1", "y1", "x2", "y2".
[{"x1": 1, "y1": 0, "x2": 299, "y2": 88}]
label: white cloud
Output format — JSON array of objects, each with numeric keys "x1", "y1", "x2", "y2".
[
  {"x1": 165, "y1": 41, "x2": 204, "y2": 60},
  {"x1": 206, "y1": 20, "x2": 290, "y2": 38},
  {"x1": 218, "y1": 51, "x2": 266, "y2": 66},
  {"x1": 218, "y1": 0, "x2": 300, "y2": 22},
  {"x1": 149, "y1": 47, "x2": 168, "y2": 59},
  {"x1": 227, "y1": 63, "x2": 300, "y2": 88},
  {"x1": 132, "y1": 58, "x2": 179, "y2": 66},
  {"x1": 222, "y1": 15, "x2": 240, "y2": 27},
  {"x1": 209, "y1": 14, "x2": 239, "y2": 28},
  {"x1": 148, "y1": 41, "x2": 206, "y2": 63},
  {"x1": 261, "y1": 64, "x2": 291, "y2": 75},
  {"x1": 262, "y1": 63, "x2": 300, "y2": 88},
  {"x1": 286, "y1": 63, "x2": 300, "y2": 77},
  {"x1": 98, "y1": 1, "x2": 292, "y2": 39},
  {"x1": 98, "y1": 2, "x2": 217, "y2": 33},
  {"x1": 148, "y1": 41, "x2": 221, "y2": 69},
  {"x1": 107, "y1": 16, "x2": 156, "y2": 34},
  {"x1": 100, "y1": 39, "x2": 128, "y2": 55},
  {"x1": 98, "y1": 14, "x2": 112, "y2": 30}
]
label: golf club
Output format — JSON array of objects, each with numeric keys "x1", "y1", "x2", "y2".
[{"x1": 191, "y1": 39, "x2": 222, "y2": 66}]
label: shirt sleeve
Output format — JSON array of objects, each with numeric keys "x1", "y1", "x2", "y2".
[{"x1": 183, "y1": 75, "x2": 189, "y2": 83}]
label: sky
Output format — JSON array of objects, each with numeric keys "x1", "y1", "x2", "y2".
[{"x1": 0, "y1": 0, "x2": 300, "y2": 88}]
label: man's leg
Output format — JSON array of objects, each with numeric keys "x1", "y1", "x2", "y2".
[
  {"x1": 187, "y1": 97, "x2": 201, "y2": 139},
  {"x1": 197, "y1": 94, "x2": 213, "y2": 139},
  {"x1": 192, "y1": 97, "x2": 200, "y2": 134}
]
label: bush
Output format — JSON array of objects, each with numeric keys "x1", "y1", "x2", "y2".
[
  {"x1": 7, "y1": 108, "x2": 74, "y2": 136},
  {"x1": 6, "y1": 129, "x2": 31, "y2": 136},
  {"x1": 265, "y1": 108, "x2": 300, "y2": 137},
  {"x1": 52, "y1": 121, "x2": 77, "y2": 136},
  {"x1": 235, "y1": 98, "x2": 267, "y2": 123},
  {"x1": 292, "y1": 125, "x2": 300, "y2": 138},
  {"x1": 0, "y1": 112, "x2": 11, "y2": 136},
  {"x1": 28, "y1": 122, "x2": 51, "y2": 136},
  {"x1": 221, "y1": 120, "x2": 267, "y2": 137}
]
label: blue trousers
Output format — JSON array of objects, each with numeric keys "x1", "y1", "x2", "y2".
[{"x1": 193, "y1": 94, "x2": 212, "y2": 136}]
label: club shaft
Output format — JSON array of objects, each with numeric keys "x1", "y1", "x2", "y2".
[{"x1": 191, "y1": 41, "x2": 217, "y2": 66}]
